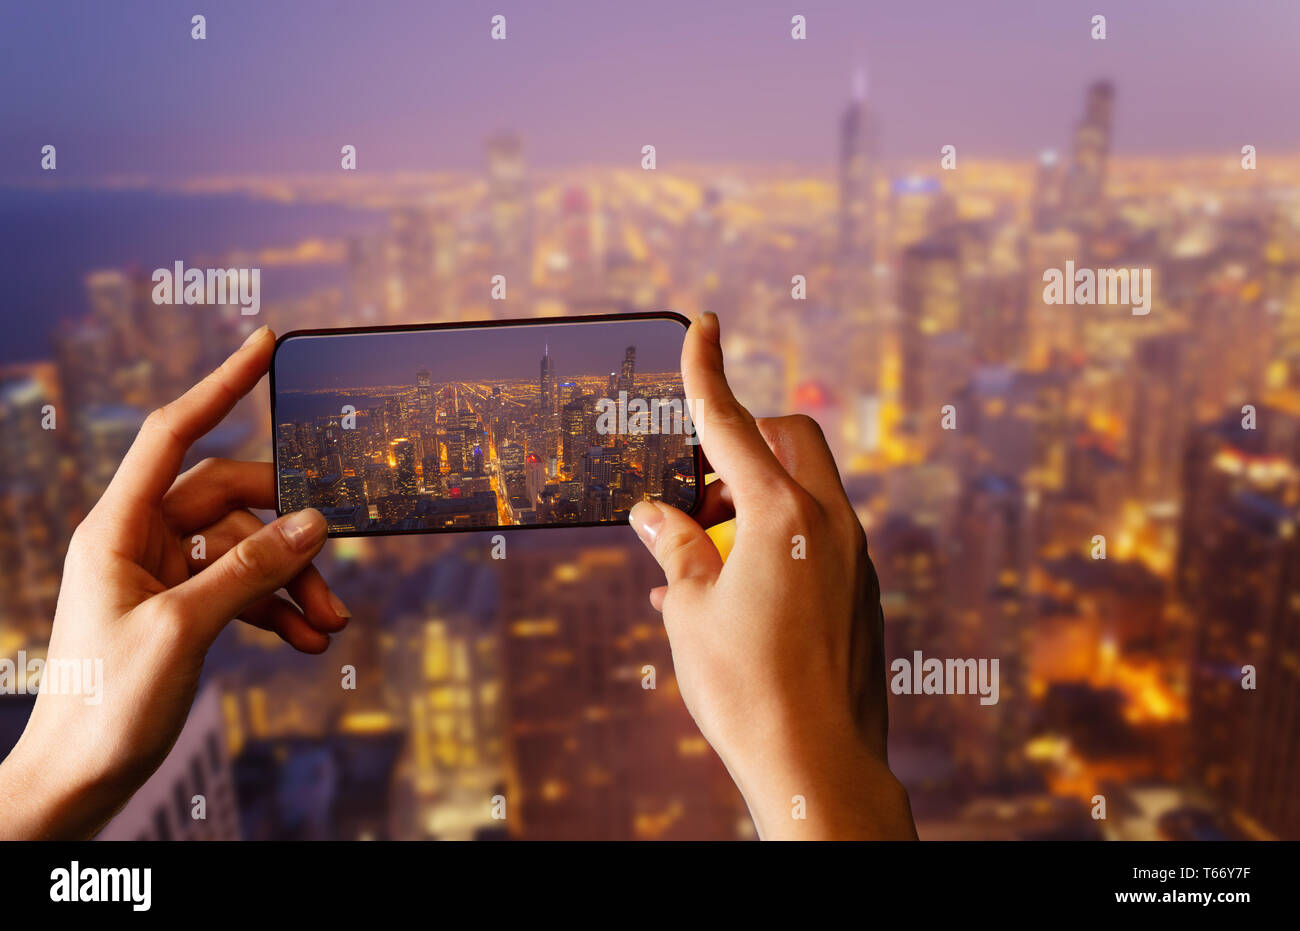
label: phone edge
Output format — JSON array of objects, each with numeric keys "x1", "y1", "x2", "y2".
[{"x1": 269, "y1": 310, "x2": 704, "y2": 538}]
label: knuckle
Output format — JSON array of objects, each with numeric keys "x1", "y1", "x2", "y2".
[
  {"x1": 192, "y1": 456, "x2": 227, "y2": 477},
  {"x1": 228, "y1": 537, "x2": 275, "y2": 584},
  {"x1": 145, "y1": 597, "x2": 191, "y2": 647},
  {"x1": 773, "y1": 481, "x2": 817, "y2": 521},
  {"x1": 789, "y1": 412, "x2": 826, "y2": 441},
  {"x1": 143, "y1": 405, "x2": 170, "y2": 431},
  {"x1": 67, "y1": 517, "x2": 96, "y2": 554},
  {"x1": 144, "y1": 405, "x2": 183, "y2": 444},
  {"x1": 656, "y1": 525, "x2": 697, "y2": 562}
]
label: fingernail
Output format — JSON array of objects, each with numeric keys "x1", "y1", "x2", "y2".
[
  {"x1": 241, "y1": 324, "x2": 271, "y2": 349},
  {"x1": 279, "y1": 508, "x2": 326, "y2": 551},
  {"x1": 629, "y1": 501, "x2": 665, "y2": 547},
  {"x1": 698, "y1": 312, "x2": 719, "y2": 343},
  {"x1": 327, "y1": 591, "x2": 351, "y2": 619}
]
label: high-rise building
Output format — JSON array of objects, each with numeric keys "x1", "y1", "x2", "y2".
[
  {"x1": 1031, "y1": 150, "x2": 1065, "y2": 232},
  {"x1": 838, "y1": 68, "x2": 879, "y2": 267},
  {"x1": 499, "y1": 533, "x2": 746, "y2": 839},
  {"x1": 486, "y1": 133, "x2": 532, "y2": 308},
  {"x1": 1131, "y1": 334, "x2": 1189, "y2": 503},
  {"x1": 391, "y1": 439, "x2": 417, "y2": 497},
  {"x1": 417, "y1": 370, "x2": 433, "y2": 414},
  {"x1": 898, "y1": 235, "x2": 967, "y2": 453},
  {"x1": 539, "y1": 345, "x2": 555, "y2": 416},
  {"x1": 389, "y1": 206, "x2": 439, "y2": 321},
  {"x1": 617, "y1": 345, "x2": 636, "y2": 397},
  {"x1": 1063, "y1": 81, "x2": 1115, "y2": 231},
  {"x1": 1177, "y1": 411, "x2": 1300, "y2": 839},
  {"x1": 561, "y1": 399, "x2": 588, "y2": 478}
]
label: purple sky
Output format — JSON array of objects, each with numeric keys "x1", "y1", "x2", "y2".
[
  {"x1": 273, "y1": 317, "x2": 687, "y2": 392},
  {"x1": 3, "y1": 0, "x2": 1298, "y2": 179}
]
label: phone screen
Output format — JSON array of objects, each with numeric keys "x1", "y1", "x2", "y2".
[{"x1": 271, "y1": 312, "x2": 701, "y2": 536}]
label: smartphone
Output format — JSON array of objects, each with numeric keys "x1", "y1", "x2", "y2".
[{"x1": 271, "y1": 312, "x2": 702, "y2": 537}]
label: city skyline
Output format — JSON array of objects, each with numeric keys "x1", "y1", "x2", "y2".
[
  {"x1": 3, "y1": 1, "x2": 1299, "y2": 181},
  {"x1": 275, "y1": 326, "x2": 698, "y2": 534},
  {"x1": 272, "y1": 317, "x2": 687, "y2": 391},
  {"x1": 2, "y1": 2, "x2": 1299, "y2": 842}
]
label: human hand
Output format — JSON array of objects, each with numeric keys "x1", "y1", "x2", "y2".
[
  {"x1": 628, "y1": 312, "x2": 915, "y2": 840},
  {"x1": 0, "y1": 326, "x2": 348, "y2": 839}
]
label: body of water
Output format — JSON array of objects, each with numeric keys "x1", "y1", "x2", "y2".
[{"x1": 0, "y1": 187, "x2": 384, "y2": 364}]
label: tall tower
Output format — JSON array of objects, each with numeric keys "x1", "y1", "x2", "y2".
[
  {"x1": 539, "y1": 344, "x2": 555, "y2": 415},
  {"x1": 838, "y1": 68, "x2": 879, "y2": 268},
  {"x1": 835, "y1": 67, "x2": 886, "y2": 430},
  {"x1": 416, "y1": 370, "x2": 433, "y2": 414},
  {"x1": 617, "y1": 346, "x2": 636, "y2": 397},
  {"x1": 1063, "y1": 81, "x2": 1115, "y2": 230}
]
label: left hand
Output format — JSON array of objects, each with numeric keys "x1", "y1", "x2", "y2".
[{"x1": 0, "y1": 326, "x2": 348, "y2": 839}]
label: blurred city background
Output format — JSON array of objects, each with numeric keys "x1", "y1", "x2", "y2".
[{"x1": 1, "y1": 1, "x2": 1298, "y2": 839}]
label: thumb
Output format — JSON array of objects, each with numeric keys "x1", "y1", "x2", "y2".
[
  {"x1": 160, "y1": 508, "x2": 328, "y2": 646},
  {"x1": 629, "y1": 500, "x2": 722, "y2": 589}
]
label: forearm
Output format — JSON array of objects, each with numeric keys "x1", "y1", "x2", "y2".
[
  {"x1": 724, "y1": 713, "x2": 917, "y2": 841},
  {"x1": 0, "y1": 738, "x2": 119, "y2": 840}
]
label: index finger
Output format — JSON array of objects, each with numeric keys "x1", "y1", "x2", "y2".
[
  {"x1": 105, "y1": 326, "x2": 275, "y2": 510},
  {"x1": 681, "y1": 313, "x2": 792, "y2": 504}
]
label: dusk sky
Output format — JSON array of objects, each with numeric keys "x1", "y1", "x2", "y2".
[
  {"x1": 273, "y1": 317, "x2": 687, "y2": 392},
  {"x1": 3, "y1": 0, "x2": 1298, "y2": 180}
]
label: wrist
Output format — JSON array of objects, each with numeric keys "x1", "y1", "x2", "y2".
[
  {"x1": 0, "y1": 732, "x2": 120, "y2": 840},
  {"x1": 721, "y1": 710, "x2": 915, "y2": 841}
]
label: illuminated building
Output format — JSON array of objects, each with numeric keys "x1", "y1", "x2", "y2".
[
  {"x1": 1177, "y1": 412, "x2": 1300, "y2": 839},
  {"x1": 617, "y1": 345, "x2": 636, "y2": 397},
  {"x1": 898, "y1": 235, "x2": 966, "y2": 454},
  {"x1": 499, "y1": 534, "x2": 745, "y2": 839},
  {"x1": 539, "y1": 344, "x2": 555, "y2": 416},
  {"x1": 417, "y1": 369, "x2": 433, "y2": 414},
  {"x1": 561, "y1": 398, "x2": 588, "y2": 478},
  {"x1": 389, "y1": 207, "x2": 439, "y2": 322},
  {"x1": 486, "y1": 133, "x2": 532, "y2": 307},
  {"x1": 1130, "y1": 334, "x2": 1190, "y2": 503},
  {"x1": 889, "y1": 176, "x2": 955, "y2": 254}
]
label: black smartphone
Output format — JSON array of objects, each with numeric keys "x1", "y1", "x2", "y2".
[{"x1": 271, "y1": 311, "x2": 702, "y2": 537}]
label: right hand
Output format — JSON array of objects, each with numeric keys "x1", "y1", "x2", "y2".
[{"x1": 628, "y1": 312, "x2": 916, "y2": 840}]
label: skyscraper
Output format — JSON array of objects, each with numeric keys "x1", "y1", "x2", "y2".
[
  {"x1": 1178, "y1": 411, "x2": 1300, "y2": 839},
  {"x1": 417, "y1": 370, "x2": 433, "y2": 414},
  {"x1": 486, "y1": 133, "x2": 532, "y2": 307},
  {"x1": 389, "y1": 207, "x2": 439, "y2": 322},
  {"x1": 838, "y1": 68, "x2": 879, "y2": 267},
  {"x1": 617, "y1": 345, "x2": 636, "y2": 397},
  {"x1": 898, "y1": 235, "x2": 966, "y2": 453},
  {"x1": 539, "y1": 344, "x2": 555, "y2": 415},
  {"x1": 1063, "y1": 81, "x2": 1115, "y2": 231}
]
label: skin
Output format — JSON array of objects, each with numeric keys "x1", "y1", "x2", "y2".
[
  {"x1": 0, "y1": 326, "x2": 349, "y2": 840},
  {"x1": 628, "y1": 312, "x2": 916, "y2": 840},
  {"x1": 0, "y1": 315, "x2": 915, "y2": 841}
]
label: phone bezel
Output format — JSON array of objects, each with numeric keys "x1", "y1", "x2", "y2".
[{"x1": 270, "y1": 310, "x2": 704, "y2": 538}]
